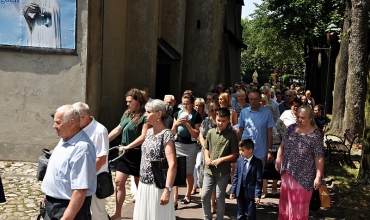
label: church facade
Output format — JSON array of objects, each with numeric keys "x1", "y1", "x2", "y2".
[{"x1": 0, "y1": 0, "x2": 245, "y2": 161}]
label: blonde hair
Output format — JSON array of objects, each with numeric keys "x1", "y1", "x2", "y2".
[
  {"x1": 235, "y1": 90, "x2": 246, "y2": 97},
  {"x1": 219, "y1": 92, "x2": 231, "y2": 108},
  {"x1": 194, "y1": 98, "x2": 206, "y2": 116},
  {"x1": 261, "y1": 94, "x2": 268, "y2": 104},
  {"x1": 297, "y1": 105, "x2": 317, "y2": 128}
]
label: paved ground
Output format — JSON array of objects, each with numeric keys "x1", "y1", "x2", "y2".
[
  {"x1": 0, "y1": 160, "x2": 344, "y2": 220},
  {"x1": 121, "y1": 186, "x2": 280, "y2": 220}
]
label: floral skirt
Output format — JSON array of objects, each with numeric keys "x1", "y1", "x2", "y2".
[{"x1": 278, "y1": 172, "x2": 312, "y2": 220}]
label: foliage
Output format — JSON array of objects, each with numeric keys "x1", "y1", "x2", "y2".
[
  {"x1": 280, "y1": 74, "x2": 291, "y2": 85},
  {"x1": 240, "y1": 0, "x2": 346, "y2": 86},
  {"x1": 264, "y1": 0, "x2": 345, "y2": 43},
  {"x1": 240, "y1": 8, "x2": 304, "y2": 85}
]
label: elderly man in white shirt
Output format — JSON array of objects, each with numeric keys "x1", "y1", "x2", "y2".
[{"x1": 73, "y1": 102, "x2": 110, "y2": 220}]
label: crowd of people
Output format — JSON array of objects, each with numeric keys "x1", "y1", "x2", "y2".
[{"x1": 39, "y1": 81, "x2": 328, "y2": 220}]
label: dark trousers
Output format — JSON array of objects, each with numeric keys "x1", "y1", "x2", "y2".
[
  {"x1": 45, "y1": 195, "x2": 92, "y2": 220},
  {"x1": 236, "y1": 188, "x2": 256, "y2": 220},
  {"x1": 0, "y1": 176, "x2": 5, "y2": 203}
]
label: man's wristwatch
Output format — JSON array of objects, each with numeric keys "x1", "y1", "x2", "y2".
[
  {"x1": 268, "y1": 149, "x2": 273, "y2": 153},
  {"x1": 165, "y1": 186, "x2": 172, "y2": 192}
]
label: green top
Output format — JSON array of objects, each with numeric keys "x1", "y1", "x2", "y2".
[
  {"x1": 119, "y1": 114, "x2": 146, "y2": 150},
  {"x1": 177, "y1": 109, "x2": 197, "y2": 137},
  {"x1": 204, "y1": 127, "x2": 239, "y2": 177}
]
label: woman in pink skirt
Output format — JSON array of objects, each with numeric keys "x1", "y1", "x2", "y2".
[{"x1": 275, "y1": 105, "x2": 324, "y2": 220}]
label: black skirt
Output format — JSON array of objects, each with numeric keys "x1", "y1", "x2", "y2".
[{"x1": 116, "y1": 149, "x2": 141, "y2": 177}]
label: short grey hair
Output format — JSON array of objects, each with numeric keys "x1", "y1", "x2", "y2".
[
  {"x1": 72, "y1": 102, "x2": 90, "y2": 116},
  {"x1": 286, "y1": 90, "x2": 295, "y2": 95},
  {"x1": 164, "y1": 94, "x2": 175, "y2": 101},
  {"x1": 260, "y1": 86, "x2": 271, "y2": 92},
  {"x1": 56, "y1": 105, "x2": 80, "y2": 123},
  {"x1": 145, "y1": 99, "x2": 172, "y2": 120}
]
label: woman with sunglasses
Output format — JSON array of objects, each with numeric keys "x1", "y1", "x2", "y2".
[{"x1": 171, "y1": 91, "x2": 203, "y2": 208}]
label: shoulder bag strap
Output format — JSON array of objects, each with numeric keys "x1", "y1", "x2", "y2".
[
  {"x1": 159, "y1": 129, "x2": 172, "y2": 159},
  {"x1": 159, "y1": 133, "x2": 165, "y2": 159}
]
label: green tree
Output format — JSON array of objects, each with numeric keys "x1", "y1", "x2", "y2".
[
  {"x1": 343, "y1": 0, "x2": 369, "y2": 138},
  {"x1": 329, "y1": 0, "x2": 351, "y2": 135},
  {"x1": 240, "y1": 4, "x2": 304, "y2": 85},
  {"x1": 354, "y1": 0, "x2": 370, "y2": 184}
]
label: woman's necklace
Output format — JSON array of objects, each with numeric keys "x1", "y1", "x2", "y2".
[
  {"x1": 130, "y1": 112, "x2": 136, "y2": 119},
  {"x1": 129, "y1": 112, "x2": 140, "y2": 133}
]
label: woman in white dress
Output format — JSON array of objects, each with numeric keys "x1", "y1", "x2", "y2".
[{"x1": 133, "y1": 99, "x2": 177, "y2": 220}]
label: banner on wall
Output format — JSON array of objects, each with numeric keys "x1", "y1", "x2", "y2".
[{"x1": 0, "y1": 0, "x2": 76, "y2": 52}]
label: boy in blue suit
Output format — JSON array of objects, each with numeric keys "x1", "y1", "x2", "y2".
[{"x1": 230, "y1": 139, "x2": 263, "y2": 220}]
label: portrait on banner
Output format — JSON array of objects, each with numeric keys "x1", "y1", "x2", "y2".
[{"x1": 0, "y1": 0, "x2": 76, "y2": 52}]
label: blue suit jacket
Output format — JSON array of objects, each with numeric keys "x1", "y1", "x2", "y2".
[{"x1": 231, "y1": 156, "x2": 263, "y2": 199}]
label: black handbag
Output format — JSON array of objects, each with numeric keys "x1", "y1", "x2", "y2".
[
  {"x1": 151, "y1": 132, "x2": 187, "y2": 189},
  {"x1": 36, "y1": 148, "x2": 53, "y2": 181},
  {"x1": 310, "y1": 189, "x2": 321, "y2": 211},
  {"x1": 96, "y1": 167, "x2": 114, "y2": 199}
]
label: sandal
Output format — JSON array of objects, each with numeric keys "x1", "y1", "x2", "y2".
[
  {"x1": 212, "y1": 204, "x2": 217, "y2": 214},
  {"x1": 180, "y1": 197, "x2": 191, "y2": 204},
  {"x1": 191, "y1": 188, "x2": 197, "y2": 195}
]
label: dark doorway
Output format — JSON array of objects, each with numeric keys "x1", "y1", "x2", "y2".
[{"x1": 156, "y1": 64, "x2": 171, "y2": 99}]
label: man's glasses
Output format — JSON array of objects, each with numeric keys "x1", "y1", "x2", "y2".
[
  {"x1": 182, "y1": 103, "x2": 191, "y2": 106},
  {"x1": 217, "y1": 87, "x2": 223, "y2": 89}
]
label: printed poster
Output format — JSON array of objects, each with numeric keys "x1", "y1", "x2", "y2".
[{"x1": 0, "y1": 0, "x2": 76, "y2": 50}]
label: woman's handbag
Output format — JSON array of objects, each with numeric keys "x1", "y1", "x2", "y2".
[
  {"x1": 151, "y1": 132, "x2": 187, "y2": 189},
  {"x1": 96, "y1": 167, "x2": 115, "y2": 199},
  {"x1": 310, "y1": 189, "x2": 321, "y2": 211},
  {"x1": 319, "y1": 184, "x2": 331, "y2": 208},
  {"x1": 36, "y1": 148, "x2": 53, "y2": 181}
]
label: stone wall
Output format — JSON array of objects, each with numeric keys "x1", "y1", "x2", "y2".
[{"x1": 0, "y1": 0, "x2": 89, "y2": 161}]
